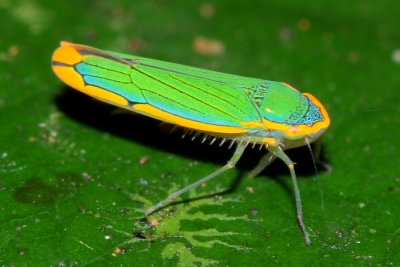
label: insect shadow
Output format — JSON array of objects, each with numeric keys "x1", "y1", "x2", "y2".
[{"x1": 55, "y1": 88, "x2": 330, "y2": 195}]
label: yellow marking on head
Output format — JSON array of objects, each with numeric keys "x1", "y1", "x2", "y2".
[
  {"x1": 263, "y1": 118, "x2": 327, "y2": 139},
  {"x1": 133, "y1": 104, "x2": 248, "y2": 134},
  {"x1": 262, "y1": 93, "x2": 330, "y2": 139}
]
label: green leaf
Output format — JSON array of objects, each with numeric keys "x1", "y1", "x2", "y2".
[{"x1": 1, "y1": 0, "x2": 399, "y2": 266}]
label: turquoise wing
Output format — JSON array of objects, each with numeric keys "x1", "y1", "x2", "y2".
[{"x1": 52, "y1": 42, "x2": 272, "y2": 133}]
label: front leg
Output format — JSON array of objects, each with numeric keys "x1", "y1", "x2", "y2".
[{"x1": 272, "y1": 145, "x2": 312, "y2": 245}]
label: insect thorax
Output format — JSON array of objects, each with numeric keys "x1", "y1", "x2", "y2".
[{"x1": 242, "y1": 81, "x2": 271, "y2": 109}]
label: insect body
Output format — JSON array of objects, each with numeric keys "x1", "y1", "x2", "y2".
[{"x1": 52, "y1": 42, "x2": 330, "y2": 245}]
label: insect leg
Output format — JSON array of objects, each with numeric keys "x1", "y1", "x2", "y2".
[
  {"x1": 144, "y1": 142, "x2": 248, "y2": 217},
  {"x1": 273, "y1": 146, "x2": 312, "y2": 245},
  {"x1": 249, "y1": 152, "x2": 277, "y2": 177}
]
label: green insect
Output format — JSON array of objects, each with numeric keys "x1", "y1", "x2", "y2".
[{"x1": 52, "y1": 41, "x2": 330, "y2": 245}]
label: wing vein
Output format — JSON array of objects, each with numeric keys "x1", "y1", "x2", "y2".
[
  {"x1": 168, "y1": 74, "x2": 249, "y2": 117},
  {"x1": 132, "y1": 66, "x2": 243, "y2": 121}
]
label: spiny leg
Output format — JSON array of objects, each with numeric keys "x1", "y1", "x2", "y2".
[
  {"x1": 144, "y1": 142, "x2": 248, "y2": 216},
  {"x1": 249, "y1": 152, "x2": 277, "y2": 178},
  {"x1": 274, "y1": 146, "x2": 312, "y2": 245}
]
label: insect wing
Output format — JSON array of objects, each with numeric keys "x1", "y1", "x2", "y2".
[{"x1": 52, "y1": 42, "x2": 265, "y2": 134}]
